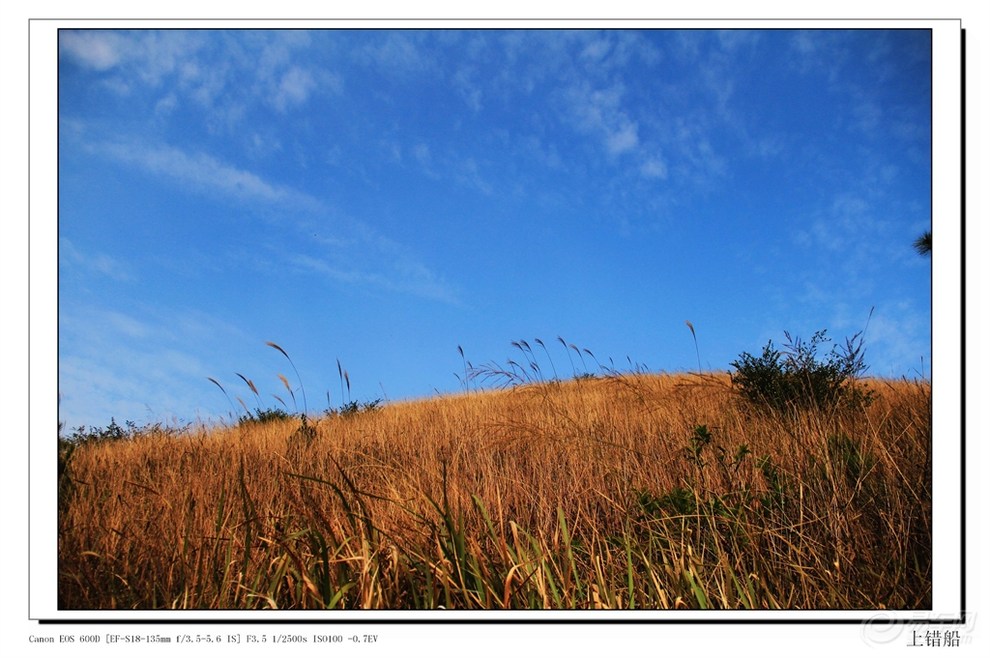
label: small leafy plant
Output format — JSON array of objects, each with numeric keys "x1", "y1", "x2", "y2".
[
  {"x1": 333, "y1": 398, "x2": 383, "y2": 417},
  {"x1": 240, "y1": 407, "x2": 291, "y2": 425},
  {"x1": 63, "y1": 417, "x2": 130, "y2": 444},
  {"x1": 826, "y1": 432, "x2": 877, "y2": 484},
  {"x1": 730, "y1": 328, "x2": 874, "y2": 415}
]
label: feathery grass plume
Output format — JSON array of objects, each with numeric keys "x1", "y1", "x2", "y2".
[
  {"x1": 569, "y1": 342, "x2": 588, "y2": 374},
  {"x1": 686, "y1": 320, "x2": 702, "y2": 372},
  {"x1": 506, "y1": 359, "x2": 526, "y2": 383},
  {"x1": 558, "y1": 336, "x2": 577, "y2": 377},
  {"x1": 534, "y1": 338, "x2": 558, "y2": 381},
  {"x1": 457, "y1": 345, "x2": 470, "y2": 393},
  {"x1": 235, "y1": 372, "x2": 261, "y2": 410},
  {"x1": 511, "y1": 340, "x2": 536, "y2": 381},
  {"x1": 234, "y1": 396, "x2": 252, "y2": 419},
  {"x1": 625, "y1": 355, "x2": 649, "y2": 374},
  {"x1": 582, "y1": 348, "x2": 602, "y2": 372},
  {"x1": 207, "y1": 377, "x2": 238, "y2": 418},
  {"x1": 277, "y1": 373, "x2": 297, "y2": 413},
  {"x1": 235, "y1": 372, "x2": 259, "y2": 397},
  {"x1": 517, "y1": 339, "x2": 544, "y2": 381},
  {"x1": 266, "y1": 341, "x2": 307, "y2": 415}
]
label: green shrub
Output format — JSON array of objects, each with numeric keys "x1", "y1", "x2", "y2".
[
  {"x1": 730, "y1": 329, "x2": 873, "y2": 414},
  {"x1": 64, "y1": 417, "x2": 130, "y2": 444},
  {"x1": 637, "y1": 486, "x2": 696, "y2": 519},
  {"x1": 826, "y1": 432, "x2": 877, "y2": 484},
  {"x1": 58, "y1": 435, "x2": 77, "y2": 508},
  {"x1": 239, "y1": 407, "x2": 291, "y2": 425},
  {"x1": 333, "y1": 398, "x2": 383, "y2": 417}
]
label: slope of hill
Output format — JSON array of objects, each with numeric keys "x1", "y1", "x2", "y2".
[{"x1": 58, "y1": 373, "x2": 931, "y2": 610}]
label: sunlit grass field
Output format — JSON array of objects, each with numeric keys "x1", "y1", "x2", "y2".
[{"x1": 57, "y1": 372, "x2": 931, "y2": 610}]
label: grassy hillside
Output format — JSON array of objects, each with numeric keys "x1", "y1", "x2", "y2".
[{"x1": 57, "y1": 373, "x2": 931, "y2": 610}]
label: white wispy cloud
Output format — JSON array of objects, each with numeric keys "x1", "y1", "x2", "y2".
[
  {"x1": 853, "y1": 98, "x2": 883, "y2": 133},
  {"x1": 564, "y1": 81, "x2": 642, "y2": 159},
  {"x1": 60, "y1": 30, "x2": 212, "y2": 91},
  {"x1": 452, "y1": 64, "x2": 484, "y2": 112},
  {"x1": 795, "y1": 191, "x2": 897, "y2": 276},
  {"x1": 519, "y1": 135, "x2": 563, "y2": 171},
  {"x1": 639, "y1": 156, "x2": 669, "y2": 180},
  {"x1": 357, "y1": 31, "x2": 436, "y2": 74},
  {"x1": 454, "y1": 157, "x2": 493, "y2": 196},
  {"x1": 100, "y1": 310, "x2": 152, "y2": 339},
  {"x1": 79, "y1": 132, "x2": 460, "y2": 305},
  {"x1": 59, "y1": 30, "x2": 127, "y2": 71},
  {"x1": 787, "y1": 30, "x2": 851, "y2": 82},
  {"x1": 547, "y1": 33, "x2": 743, "y2": 194},
  {"x1": 59, "y1": 238, "x2": 134, "y2": 282},
  {"x1": 786, "y1": 178, "x2": 930, "y2": 363},
  {"x1": 274, "y1": 66, "x2": 316, "y2": 112},
  {"x1": 58, "y1": 304, "x2": 252, "y2": 429},
  {"x1": 605, "y1": 121, "x2": 639, "y2": 156},
  {"x1": 579, "y1": 36, "x2": 612, "y2": 64},
  {"x1": 571, "y1": 30, "x2": 660, "y2": 77},
  {"x1": 290, "y1": 252, "x2": 460, "y2": 306},
  {"x1": 59, "y1": 30, "x2": 331, "y2": 134},
  {"x1": 412, "y1": 143, "x2": 434, "y2": 172},
  {"x1": 714, "y1": 30, "x2": 763, "y2": 52},
  {"x1": 856, "y1": 305, "x2": 928, "y2": 378},
  {"x1": 314, "y1": 220, "x2": 461, "y2": 305},
  {"x1": 400, "y1": 140, "x2": 494, "y2": 195},
  {"x1": 91, "y1": 138, "x2": 323, "y2": 212}
]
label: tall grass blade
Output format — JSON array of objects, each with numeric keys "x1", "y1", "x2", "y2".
[
  {"x1": 686, "y1": 320, "x2": 702, "y2": 372},
  {"x1": 267, "y1": 341, "x2": 308, "y2": 414}
]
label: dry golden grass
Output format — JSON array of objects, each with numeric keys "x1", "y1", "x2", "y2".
[{"x1": 58, "y1": 373, "x2": 931, "y2": 610}]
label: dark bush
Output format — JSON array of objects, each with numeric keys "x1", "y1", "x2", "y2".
[
  {"x1": 239, "y1": 407, "x2": 292, "y2": 425},
  {"x1": 730, "y1": 329, "x2": 874, "y2": 414},
  {"x1": 64, "y1": 417, "x2": 130, "y2": 444},
  {"x1": 334, "y1": 398, "x2": 383, "y2": 417}
]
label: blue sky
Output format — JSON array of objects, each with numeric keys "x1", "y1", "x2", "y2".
[{"x1": 57, "y1": 28, "x2": 932, "y2": 430}]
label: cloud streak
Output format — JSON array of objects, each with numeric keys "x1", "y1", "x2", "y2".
[
  {"x1": 59, "y1": 30, "x2": 329, "y2": 134},
  {"x1": 290, "y1": 219, "x2": 462, "y2": 305},
  {"x1": 59, "y1": 238, "x2": 134, "y2": 282},
  {"x1": 59, "y1": 30, "x2": 128, "y2": 70},
  {"x1": 290, "y1": 253, "x2": 460, "y2": 305},
  {"x1": 564, "y1": 82, "x2": 641, "y2": 158},
  {"x1": 90, "y1": 137, "x2": 324, "y2": 212},
  {"x1": 83, "y1": 133, "x2": 460, "y2": 305},
  {"x1": 58, "y1": 304, "x2": 250, "y2": 429}
]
